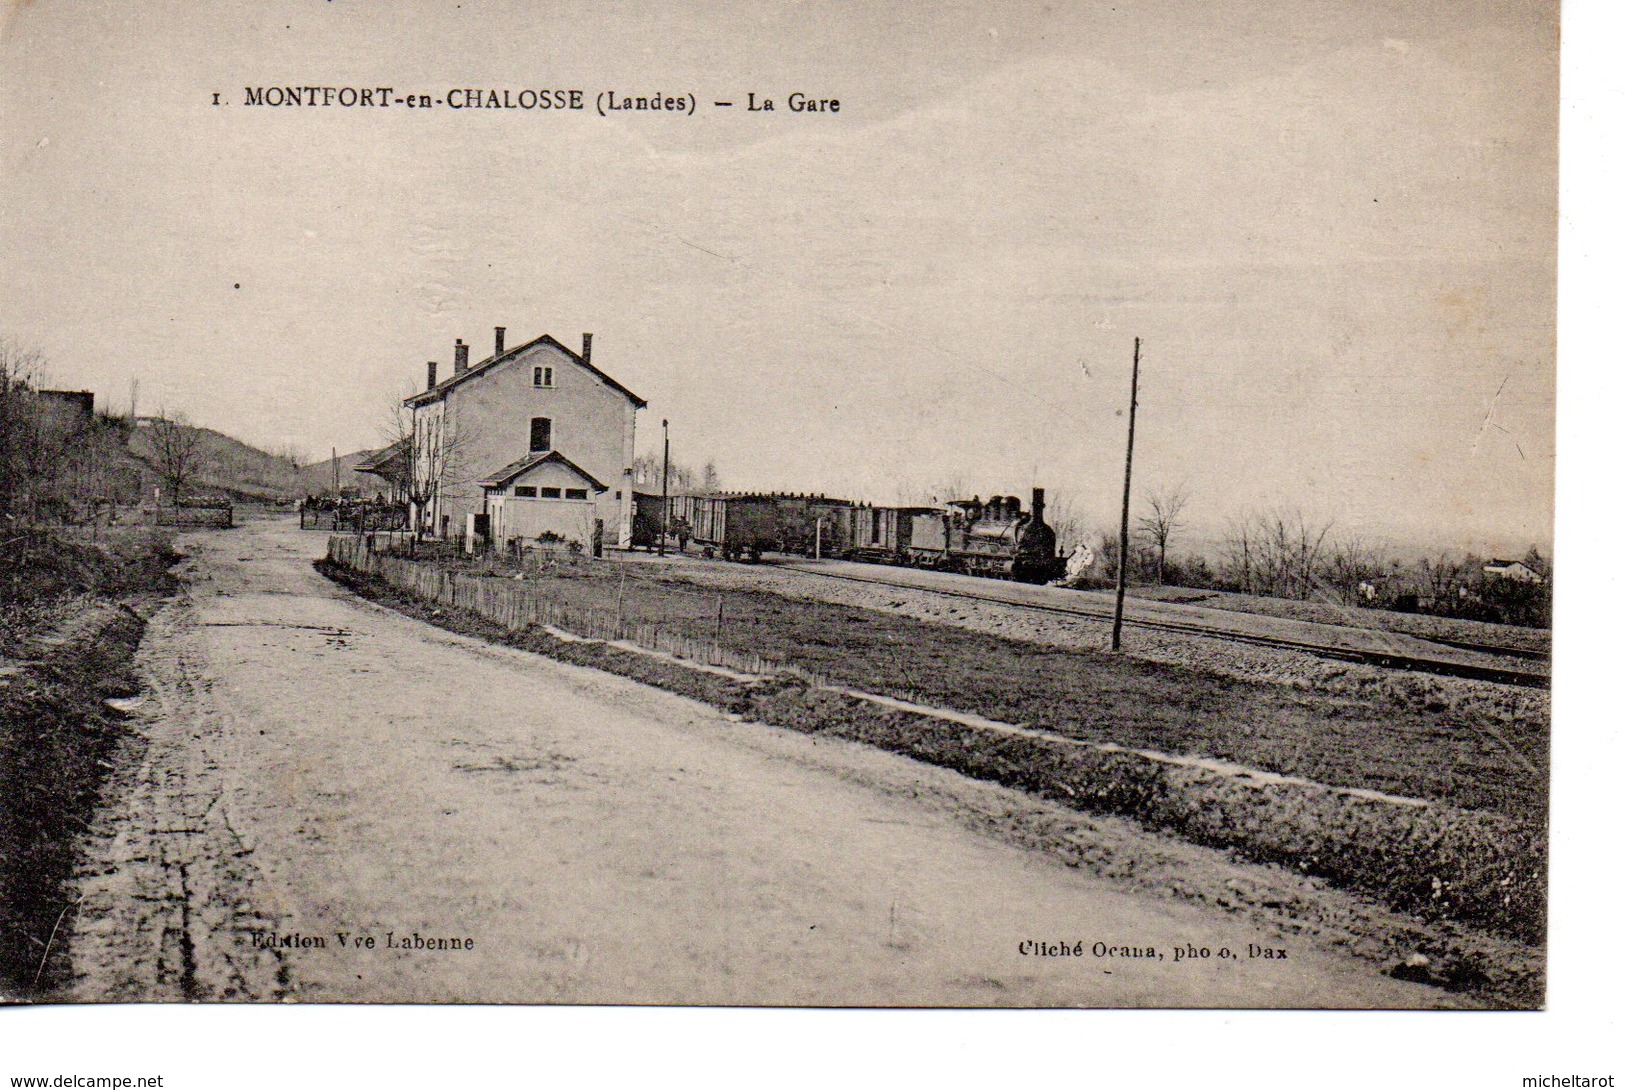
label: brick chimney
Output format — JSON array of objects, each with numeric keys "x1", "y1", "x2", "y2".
[
  {"x1": 453, "y1": 338, "x2": 469, "y2": 375},
  {"x1": 426, "y1": 360, "x2": 438, "y2": 390},
  {"x1": 581, "y1": 333, "x2": 593, "y2": 365},
  {"x1": 494, "y1": 326, "x2": 506, "y2": 356}
]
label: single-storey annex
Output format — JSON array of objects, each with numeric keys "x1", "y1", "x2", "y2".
[{"x1": 478, "y1": 450, "x2": 608, "y2": 550}]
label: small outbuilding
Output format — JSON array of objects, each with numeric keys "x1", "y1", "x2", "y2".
[
  {"x1": 1483, "y1": 559, "x2": 1545, "y2": 584},
  {"x1": 479, "y1": 450, "x2": 608, "y2": 553}
]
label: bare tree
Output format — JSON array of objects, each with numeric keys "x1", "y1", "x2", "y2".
[
  {"x1": 1419, "y1": 552, "x2": 1470, "y2": 604},
  {"x1": 148, "y1": 410, "x2": 204, "y2": 506},
  {"x1": 0, "y1": 340, "x2": 48, "y2": 523},
  {"x1": 1039, "y1": 489, "x2": 1090, "y2": 555},
  {"x1": 269, "y1": 441, "x2": 308, "y2": 471},
  {"x1": 1219, "y1": 507, "x2": 1333, "y2": 600},
  {"x1": 1322, "y1": 533, "x2": 1385, "y2": 604},
  {"x1": 1136, "y1": 484, "x2": 1191, "y2": 585},
  {"x1": 632, "y1": 451, "x2": 722, "y2": 496},
  {"x1": 1219, "y1": 515, "x2": 1255, "y2": 594},
  {"x1": 381, "y1": 400, "x2": 472, "y2": 539}
]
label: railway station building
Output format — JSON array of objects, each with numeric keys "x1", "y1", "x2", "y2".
[{"x1": 402, "y1": 326, "x2": 645, "y2": 549}]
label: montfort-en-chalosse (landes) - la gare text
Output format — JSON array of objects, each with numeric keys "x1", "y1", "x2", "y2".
[{"x1": 230, "y1": 86, "x2": 839, "y2": 115}]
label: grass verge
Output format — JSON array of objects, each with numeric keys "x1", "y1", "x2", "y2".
[
  {"x1": 0, "y1": 605, "x2": 145, "y2": 999},
  {"x1": 0, "y1": 525, "x2": 174, "y2": 1000}
]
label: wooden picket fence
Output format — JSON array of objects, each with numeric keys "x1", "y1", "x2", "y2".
[{"x1": 328, "y1": 535, "x2": 793, "y2": 679}]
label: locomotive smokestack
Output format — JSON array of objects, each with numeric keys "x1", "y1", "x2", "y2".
[{"x1": 1031, "y1": 487, "x2": 1046, "y2": 523}]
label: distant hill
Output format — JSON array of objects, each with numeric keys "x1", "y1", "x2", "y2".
[
  {"x1": 126, "y1": 419, "x2": 305, "y2": 502},
  {"x1": 293, "y1": 449, "x2": 387, "y2": 498}
]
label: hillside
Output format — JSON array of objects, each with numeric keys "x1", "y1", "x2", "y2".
[
  {"x1": 293, "y1": 449, "x2": 386, "y2": 498},
  {"x1": 125, "y1": 419, "x2": 304, "y2": 502}
]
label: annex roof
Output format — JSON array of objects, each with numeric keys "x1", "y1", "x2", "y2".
[
  {"x1": 404, "y1": 332, "x2": 647, "y2": 409},
  {"x1": 353, "y1": 437, "x2": 409, "y2": 474},
  {"x1": 476, "y1": 450, "x2": 609, "y2": 492}
]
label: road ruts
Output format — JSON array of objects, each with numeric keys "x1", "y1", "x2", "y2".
[{"x1": 63, "y1": 592, "x2": 286, "y2": 1002}]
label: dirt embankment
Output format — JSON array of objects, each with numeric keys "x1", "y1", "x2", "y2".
[
  {"x1": 0, "y1": 527, "x2": 175, "y2": 1001},
  {"x1": 0, "y1": 604, "x2": 147, "y2": 999}
]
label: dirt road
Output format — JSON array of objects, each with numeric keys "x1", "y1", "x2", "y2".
[{"x1": 62, "y1": 517, "x2": 1454, "y2": 1006}]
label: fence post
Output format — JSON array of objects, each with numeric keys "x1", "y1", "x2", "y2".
[
  {"x1": 712, "y1": 595, "x2": 723, "y2": 665},
  {"x1": 616, "y1": 564, "x2": 626, "y2": 638}
]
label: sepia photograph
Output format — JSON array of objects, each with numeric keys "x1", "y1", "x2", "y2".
[{"x1": 0, "y1": 0, "x2": 1571, "y2": 1056}]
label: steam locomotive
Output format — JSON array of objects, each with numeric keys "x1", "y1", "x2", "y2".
[{"x1": 646, "y1": 487, "x2": 1065, "y2": 584}]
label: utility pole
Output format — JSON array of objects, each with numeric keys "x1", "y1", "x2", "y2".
[
  {"x1": 658, "y1": 418, "x2": 670, "y2": 557},
  {"x1": 1112, "y1": 337, "x2": 1141, "y2": 652},
  {"x1": 331, "y1": 446, "x2": 339, "y2": 497}
]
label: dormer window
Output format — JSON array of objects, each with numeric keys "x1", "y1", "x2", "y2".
[{"x1": 533, "y1": 365, "x2": 554, "y2": 388}]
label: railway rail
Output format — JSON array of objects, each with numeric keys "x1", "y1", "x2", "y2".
[{"x1": 774, "y1": 561, "x2": 1551, "y2": 690}]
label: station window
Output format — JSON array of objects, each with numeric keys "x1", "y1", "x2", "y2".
[
  {"x1": 540, "y1": 487, "x2": 562, "y2": 499},
  {"x1": 529, "y1": 417, "x2": 552, "y2": 452},
  {"x1": 533, "y1": 366, "x2": 554, "y2": 388},
  {"x1": 513, "y1": 486, "x2": 537, "y2": 498},
  {"x1": 564, "y1": 488, "x2": 589, "y2": 500}
]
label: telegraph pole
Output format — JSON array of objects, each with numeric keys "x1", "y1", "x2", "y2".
[
  {"x1": 658, "y1": 418, "x2": 670, "y2": 557},
  {"x1": 1112, "y1": 337, "x2": 1141, "y2": 652}
]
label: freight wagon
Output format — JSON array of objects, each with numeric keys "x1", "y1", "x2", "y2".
[
  {"x1": 630, "y1": 491, "x2": 665, "y2": 550},
  {"x1": 686, "y1": 494, "x2": 781, "y2": 561},
  {"x1": 765, "y1": 494, "x2": 854, "y2": 556},
  {"x1": 845, "y1": 505, "x2": 940, "y2": 563}
]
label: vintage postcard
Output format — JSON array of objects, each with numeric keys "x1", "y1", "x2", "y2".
[{"x1": 1, "y1": 0, "x2": 1555, "y2": 1025}]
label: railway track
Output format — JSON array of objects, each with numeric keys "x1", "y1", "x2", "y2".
[{"x1": 776, "y1": 562, "x2": 1551, "y2": 689}]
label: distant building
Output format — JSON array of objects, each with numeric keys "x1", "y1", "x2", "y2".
[
  {"x1": 402, "y1": 326, "x2": 644, "y2": 548},
  {"x1": 39, "y1": 389, "x2": 96, "y2": 420},
  {"x1": 1483, "y1": 559, "x2": 1545, "y2": 584}
]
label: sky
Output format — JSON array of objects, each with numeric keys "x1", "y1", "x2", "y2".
[{"x1": 0, "y1": 0, "x2": 1556, "y2": 556}]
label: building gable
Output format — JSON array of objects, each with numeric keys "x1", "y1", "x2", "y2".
[
  {"x1": 477, "y1": 450, "x2": 608, "y2": 492},
  {"x1": 405, "y1": 332, "x2": 646, "y2": 409}
]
